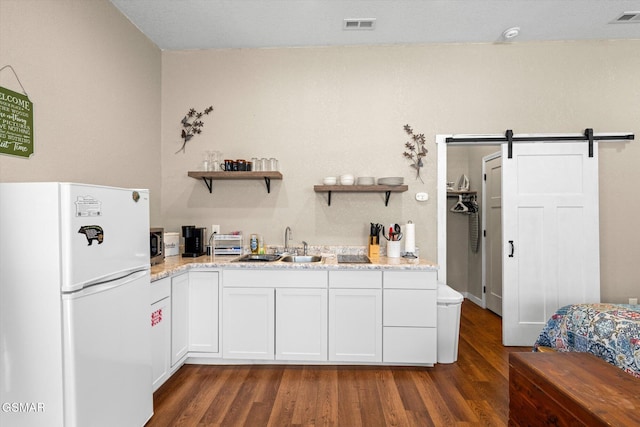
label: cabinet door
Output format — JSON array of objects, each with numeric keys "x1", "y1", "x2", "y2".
[
  {"x1": 276, "y1": 288, "x2": 327, "y2": 361},
  {"x1": 189, "y1": 271, "x2": 219, "y2": 353},
  {"x1": 171, "y1": 273, "x2": 189, "y2": 366},
  {"x1": 150, "y1": 296, "x2": 171, "y2": 391},
  {"x1": 222, "y1": 287, "x2": 275, "y2": 360},
  {"x1": 328, "y1": 289, "x2": 382, "y2": 362}
]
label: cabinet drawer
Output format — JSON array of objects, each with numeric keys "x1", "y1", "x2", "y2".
[
  {"x1": 383, "y1": 289, "x2": 436, "y2": 327},
  {"x1": 383, "y1": 271, "x2": 437, "y2": 289},
  {"x1": 223, "y1": 269, "x2": 327, "y2": 288},
  {"x1": 151, "y1": 277, "x2": 170, "y2": 304},
  {"x1": 383, "y1": 327, "x2": 436, "y2": 364},
  {"x1": 329, "y1": 270, "x2": 382, "y2": 289}
]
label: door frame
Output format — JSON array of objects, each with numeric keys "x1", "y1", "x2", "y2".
[{"x1": 436, "y1": 135, "x2": 451, "y2": 286}]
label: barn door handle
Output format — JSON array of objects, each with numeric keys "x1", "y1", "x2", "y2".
[{"x1": 508, "y1": 240, "x2": 515, "y2": 257}]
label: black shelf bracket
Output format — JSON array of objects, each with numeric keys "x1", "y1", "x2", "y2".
[
  {"x1": 202, "y1": 177, "x2": 213, "y2": 193},
  {"x1": 264, "y1": 177, "x2": 272, "y2": 193},
  {"x1": 384, "y1": 191, "x2": 392, "y2": 206},
  {"x1": 506, "y1": 129, "x2": 514, "y2": 159}
]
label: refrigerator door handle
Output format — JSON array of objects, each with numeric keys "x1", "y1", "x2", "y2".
[{"x1": 63, "y1": 269, "x2": 149, "y2": 299}]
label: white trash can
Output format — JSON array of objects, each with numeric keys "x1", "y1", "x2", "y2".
[{"x1": 437, "y1": 283, "x2": 464, "y2": 364}]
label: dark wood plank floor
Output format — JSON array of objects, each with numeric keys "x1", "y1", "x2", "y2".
[{"x1": 146, "y1": 301, "x2": 530, "y2": 426}]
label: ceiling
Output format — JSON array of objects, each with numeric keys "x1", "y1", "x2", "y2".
[{"x1": 110, "y1": 0, "x2": 640, "y2": 50}]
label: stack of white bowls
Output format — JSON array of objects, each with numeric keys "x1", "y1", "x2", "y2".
[
  {"x1": 323, "y1": 176, "x2": 337, "y2": 185},
  {"x1": 356, "y1": 177, "x2": 375, "y2": 186},
  {"x1": 339, "y1": 174, "x2": 355, "y2": 185}
]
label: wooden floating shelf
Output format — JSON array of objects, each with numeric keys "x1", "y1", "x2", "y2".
[
  {"x1": 313, "y1": 184, "x2": 408, "y2": 206},
  {"x1": 188, "y1": 171, "x2": 283, "y2": 194}
]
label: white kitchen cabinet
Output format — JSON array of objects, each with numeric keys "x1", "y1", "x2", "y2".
[
  {"x1": 328, "y1": 270, "x2": 383, "y2": 362},
  {"x1": 150, "y1": 277, "x2": 171, "y2": 391},
  {"x1": 275, "y1": 288, "x2": 327, "y2": 361},
  {"x1": 382, "y1": 271, "x2": 437, "y2": 364},
  {"x1": 188, "y1": 271, "x2": 219, "y2": 353},
  {"x1": 383, "y1": 289, "x2": 436, "y2": 327},
  {"x1": 383, "y1": 327, "x2": 437, "y2": 364},
  {"x1": 171, "y1": 273, "x2": 189, "y2": 366},
  {"x1": 222, "y1": 287, "x2": 275, "y2": 360},
  {"x1": 328, "y1": 288, "x2": 383, "y2": 362},
  {"x1": 223, "y1": 269, "x2": 328, "y2": 361}
]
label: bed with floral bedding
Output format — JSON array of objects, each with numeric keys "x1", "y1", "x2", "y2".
[{"x1": 534, "y1": 303, "x2": 640, "y2": 378}]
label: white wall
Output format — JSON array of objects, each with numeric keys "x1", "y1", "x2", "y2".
[{"x1": 0, "y1": 0, "x2": 162, "y2": 224}]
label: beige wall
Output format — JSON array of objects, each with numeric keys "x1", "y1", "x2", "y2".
[
  {"x1": 0, "y1": 0, "x2": 162, "y2": 224},
  {"x1": 2, "y1": 1, "x2": 638, "y2": 303},
  {"x1": 162, "y1": 41, "x2": 640, "y2": 303}
]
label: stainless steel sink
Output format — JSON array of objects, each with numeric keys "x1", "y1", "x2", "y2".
[
  {"x1": 232, "y1": 254, "x2": 282, "y2": 262},
  {"x1": 280, "y1": 255, "x2": 323, "y2": 263}
]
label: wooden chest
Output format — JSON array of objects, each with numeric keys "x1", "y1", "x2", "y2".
[{"x1": 509, "y1": 352, "x2": 640, "y2": 426}]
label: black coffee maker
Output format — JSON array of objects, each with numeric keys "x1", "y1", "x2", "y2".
[{"x1": 182, "y1": 225, "x2": 206, "y2": 257}]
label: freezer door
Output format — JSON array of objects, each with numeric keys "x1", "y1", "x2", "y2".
[
  {"x1": 62, "y1": 269, "x2": 153, "y2": 427},
  {"x1": 60, "y1": 184, "x2": 150, "y2": 292}
]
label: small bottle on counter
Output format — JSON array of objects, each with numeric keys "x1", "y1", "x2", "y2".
[
  {"x1": 258, "y1": 235, "x2": 265, "y2": 254},
  {"x1": 250, "y1": 234, "x2": 258, "y2": 254}
]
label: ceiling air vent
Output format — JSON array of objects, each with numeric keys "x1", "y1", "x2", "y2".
[
  {"x1": 343, "y1": 18, "x2": 376, "y2": 30},
  {"x1": 611, "y1": 11, "x2": 640, "y2": 23}
]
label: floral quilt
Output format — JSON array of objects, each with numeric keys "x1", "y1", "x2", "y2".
[{"x1": 534, "y1": 303, "x2": 640, "y2": 378}]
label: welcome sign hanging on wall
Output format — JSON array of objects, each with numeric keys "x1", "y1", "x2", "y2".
[{"x1": 0, "y1": 85, "x2": 33, "y2": 158}]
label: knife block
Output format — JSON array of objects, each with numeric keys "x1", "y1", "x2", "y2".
[{"x1": 368, "y1": 243, "x2": 380, "y2": 260}]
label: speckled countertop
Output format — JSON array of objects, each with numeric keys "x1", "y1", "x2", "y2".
[{"x1": 151, "y1": 249, "x2": 438, "y2": 282}]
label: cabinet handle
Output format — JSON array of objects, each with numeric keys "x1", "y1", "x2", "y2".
[{"x1": 508, "y1": 240, "x2": 515, "y2": 258}]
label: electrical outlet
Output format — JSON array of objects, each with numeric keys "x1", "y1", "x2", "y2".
[
  {"x1": 415, "y1": 192, "x2": 429, "y2": 202},
  {"x1": 629, "y1": 298, "x2": 638, "y2": 305},
  {"x1": 211, "y1": 224, "x2": 220, "y2": 235}
]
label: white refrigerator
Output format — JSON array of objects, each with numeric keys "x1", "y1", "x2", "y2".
[{"x1": 0, "y1": 183, "x2": 153, "y2": 427}]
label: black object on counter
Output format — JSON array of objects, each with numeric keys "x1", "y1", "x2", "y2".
[{"x1": 182, "y1": 225, "x2": 206, "y2": 257}]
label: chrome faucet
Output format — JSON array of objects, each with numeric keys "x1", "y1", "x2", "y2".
[
  {"x1": 284, "y1": 226, "x2": 292, "y2": 253},
  {"x1": 302, "y1": 241, "x2": 308, "y2": 256}
]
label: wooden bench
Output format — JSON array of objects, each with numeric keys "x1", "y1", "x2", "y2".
[{"x1": 509, "y1": 352, "x2": 640, "y2": 426}]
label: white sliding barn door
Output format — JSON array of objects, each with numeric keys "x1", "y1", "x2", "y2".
[{"x1": 502, "y1": 141, "x2": 600, "y2": 346}]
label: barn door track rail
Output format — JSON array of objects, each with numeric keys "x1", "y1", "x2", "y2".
[{"x1": 445, "y1": 129, "x2": 634, "y2": 158}]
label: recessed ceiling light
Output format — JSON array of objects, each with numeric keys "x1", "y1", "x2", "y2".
[{"x1": 502, "y1": 27, "x2": 520, "y2": 40}]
